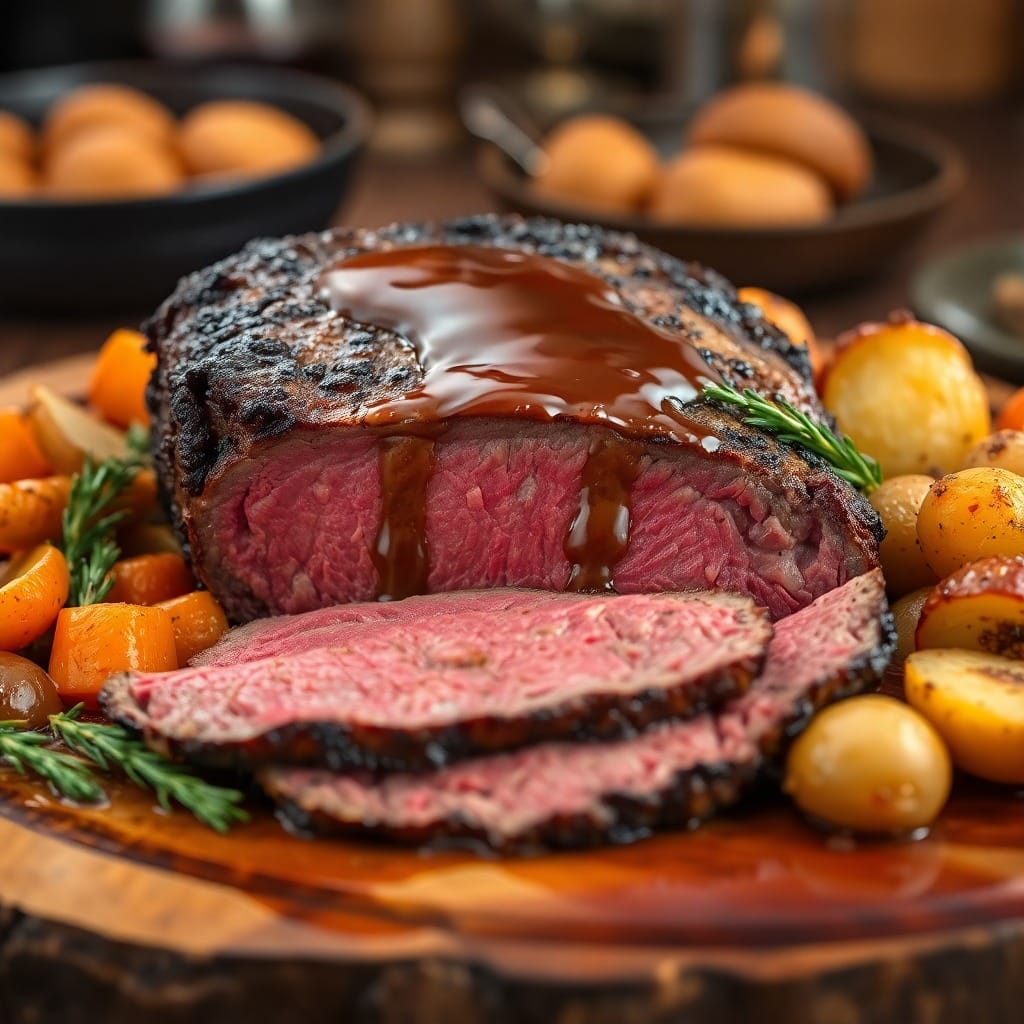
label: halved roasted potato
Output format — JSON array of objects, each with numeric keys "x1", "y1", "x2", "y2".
[
  {"x1": 905, "y1": 648, "x2": 1024, "y2": 784},
  {"x1": 916, "y1": 556, "x2": 1024, "y2": 656},
  {"x1": 962, "y1": 430, "x2": 1024, "y2": 478}
]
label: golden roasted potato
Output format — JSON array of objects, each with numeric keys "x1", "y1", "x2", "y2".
[
  {"x1": 868, "y1": 474, "x2": 938, "y2": 596},
  {"x1": 783, "y1": 694, "x2": 951, "y2": 834},
  {"x1": 962, "y1": 430, "x2": 1024, "y2": 477},
  {"x1": 916, "y1": 556, "x2": 1024, "y2": 656},
  {"x1": 891, "y1": 586, "x2": 934, "y2": 664},
  {"x1": 823, "y1": 316, "x2": 990, "y2": 478},
  {"x1": 917, "y1": 467, "x2": 1024, "y2": 579},
  {"x1": 27, "y1": 385, "x2": 128, "y2": 474},
  {"x1": 905, "y1": 648, "x2": 1024, "y2": 784}
]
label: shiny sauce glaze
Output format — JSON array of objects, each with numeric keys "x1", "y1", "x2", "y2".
[{"x1": 317, "y1": 245, "x2": 723, "y2": 599}]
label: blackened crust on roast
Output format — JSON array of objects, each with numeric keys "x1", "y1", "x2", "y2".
[
  {"x1": 144, "y1": 215, "x2": 879, "y2": 577},
  {"x1": 262, "y1": 578, "x2": 896, "y2": 854},
  {"x1": 99, "y1": 636, "x2": 765, "y2": 774}
]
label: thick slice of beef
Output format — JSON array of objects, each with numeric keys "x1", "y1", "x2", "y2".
[
  {"x1": 146, "y1": 215, "x2": 880, "y2": 622},
  {"x1": 191, "y1": 589, "x2": 569, "y2": 668},
  {"x1": 102, "y1": 591, "x2": 770, "y2": 771},
  {"x1": 260, "y1": 570, "x2": 893, "y2": 851}
]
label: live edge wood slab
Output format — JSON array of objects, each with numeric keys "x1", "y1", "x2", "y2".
[{"x1": 1, "y1": 357, "x2": 1023, "y2": 1024}]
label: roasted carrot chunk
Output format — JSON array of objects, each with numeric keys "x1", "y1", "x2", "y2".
[
  {"x1": 106, "y1": 552, "x2": 195, "y2": 605},
  {"x1": 88, "y1": 328, "x2": 155, "y2": 428},
  {"x1": 49, "y1": 603, "x2": 177, "y2": 707},
  {"x1": 156, "y1": 590, "x2": 228, "y2": 664},
  {"x1": 0, "y1": 476, "x2": 71, "y2": 554},
  {"x1": 0, "y1": 407, "x2": 52, "y2": 483},
  {"x1": 0, "y1": 544, "x2": 69, "y2": 651}
]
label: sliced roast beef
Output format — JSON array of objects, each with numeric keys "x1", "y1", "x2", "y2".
[
  {"x1": 102, "y1": 590, "x2": 770, "y2": 771},
  {"x1": 191, "y1": 588, "x2": 568, "y2": 668},
  {"x1": 260, "y1": 570, "x2": 893, "y2": 851},
  {"x1": 146, "y1": 216, "x2": 880, "y2": 622}
]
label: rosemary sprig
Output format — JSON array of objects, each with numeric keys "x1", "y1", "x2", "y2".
[
  {"x1": 126, "y1": 422, "x2": 151, "y2": 465},
  {"x1": 50, "y1": 706, "x2": 249, "y2": 833},
  {"x1": 703, "y1": 381, "x2": 882, "y2": 493},
  {"x1": 0, "y1": 720, "x2": 105, "y2": 804},
  {"x1": 61, "y1": 453, "x2": 144, "y2": 606}
]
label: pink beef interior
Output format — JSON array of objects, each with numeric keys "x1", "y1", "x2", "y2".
[
  {"x1": 128, "y1": 591, "x2": 766, "y2": 743},
  {"x1": 262, "y1": 571, "x2": 887, "y2": 839},
  {"x1": 192, "y1": 420, "x2": 859, "y2": 622}
]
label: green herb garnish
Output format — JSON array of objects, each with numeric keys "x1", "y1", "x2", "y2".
[
  {"x1": 702, "y1": 381, "x2": 882, "y2": 493},
  {"x1": 61, "y1": 453, "x2": 144, "y2": 606},
  {"x1": 50, "y1": 706, "x2": 248, "y2": 833},
  {"x1": 0, "y1": 719, "x2": 105, "y2": 804}
]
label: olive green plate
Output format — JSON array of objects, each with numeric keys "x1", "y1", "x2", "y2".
[{"x1": 911, "y1": 236, "x2": 1024, "y2": 381}]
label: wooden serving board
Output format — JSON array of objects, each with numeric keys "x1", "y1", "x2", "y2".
[{"x1": 1, "y1": 357, "x2": 1023, "y2": 1024}]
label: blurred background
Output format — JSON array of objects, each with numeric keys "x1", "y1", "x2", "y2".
[{"x1": 0, "y1": 0, "x2": 1022, "y2": 370}]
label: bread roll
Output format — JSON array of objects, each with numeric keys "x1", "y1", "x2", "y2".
[
  {"x1": 0, "y1": 154, "x2": 36, "y2": 198},
  {"x1": 44, "y1": 84, "x2": 176, "y2": 152},
  {"x1": 44, "y1": 126, "x2": 183, "y2": 199},
  {"x1": 0, "y1": 111, "x2": 34, "y2": 162},
  {"x1": 688, "y1": 83, "x2": 871, "y2": 201},
  {"x1": 178, "y1": 101, "x2": 320, "y2": 179},
  {"x1": 649, "y1": 145, "x2": 832, "y2": 227},
  {"x1": 534, "y1": 115, "x2": 660, "y2": 213}
]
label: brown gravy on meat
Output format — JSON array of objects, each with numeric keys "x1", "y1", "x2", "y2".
[{"x1": 317, "y1": 245, "x2": 722, "y2": 599}]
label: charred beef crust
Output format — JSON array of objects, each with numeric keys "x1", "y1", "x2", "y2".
[
  {"x1": 144, "y1": 215, "x2": 881, "y2": 592},
  {"x1": 100, "y1": 639, "x2": 765, "y2": 773},
  {"x1": 264, "y1": 608, "x2": 896, "y2": 853}
]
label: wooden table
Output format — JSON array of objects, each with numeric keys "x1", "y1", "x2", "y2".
[{"x1": 1, "y1": 105, "x2": 1022, "y2": 376}]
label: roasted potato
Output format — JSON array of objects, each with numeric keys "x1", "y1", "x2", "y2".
[
  {"x1": 905, "y1": 648, "x2": 1024, "y2": 784},
  {"x1": 917, "y1": 467, "x2": 1024, "y2": 579},
  {"x1": 916, "y1": 556, "x2": 1024, "y2": 656},
  {"x1": 868, "y1": 475, "x2": 938, "y2": 596},
  {"x1": 823, "y1": 316, "x2": 990, "y2": 478},
  {"x1": 962, "y1": 430, "x2": 1024, "y2": 478},
  {"x1": 891, "y1": 586, "x2": 934, "y2": 664},
  {"x1": 784, "y1": 694, "x2": 951, "y2": 833}
]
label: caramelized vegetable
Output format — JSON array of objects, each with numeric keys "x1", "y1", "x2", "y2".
[
  {"x1": 157, "y1": 591, "x2": 228, "y2": 664},
  {"x1": 917, "y1": 468, "x2": 1024, "y2": 579},
  {"x1": 962, "y1": 430, "x2": 1024, "y2": 478},
  {"x1": 0, "y1": 544, "x2": 69, "y2": 651},
  {"x1": 823, "y1": 316, "x2": 990, "y2": 477},
  {"x1": 106, "y1": 552, "x2": 195, "y2": 605},
  {"x1": 114, "y1": 468, "x2": 158, "y2": 525},
  {"x1": 867, "y1": 475, "x2": 938, "y2": 596},
  {"x1": 905, "y1": 648, "x2": 1024, "y2": 784},
  {"x1": 88, "y1": 328, "x2": 155, "y2": 428},
  {"x1": 49, "y1": 603, "x2": 177, "y2": 708},
  {"x1": 891, "y1": 586, "x2": 933, "y2": 664},
  {"x1": 0, "y1": 476, "x2": 71, "y2": 554},
  {"x1": 784, "y1": 694, "x2": 951, "y2": 834},
  {"x1": 916, "y1": 556, "x2": 1024, "y2": 656},
  {"x1": 0, "y1": 653, "x2": 62, "y2": 727},
  {"x1": 996, "y1": 386, "x2": 1024, "y2": 432},
  {"x1": 737, "y1": 286, "x2": 824, "y2": 383},
  {"x1": 27, "y1": 385, "x2": 128, "y2": 475},
  {"x1": 0, "y1": 407, "x2": 52, "y2": 483}
]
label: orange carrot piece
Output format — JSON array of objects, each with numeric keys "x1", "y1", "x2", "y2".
[
  {"x1": 156, "y1": 590, "x2": 228, "y2": 664},
  {"x1": 88, "y1": 328, "x2": 155, "y2": 428},
  {"x1": 0, "y1": 544, "x2": 69, "y2": 651},
  {"x1": 997, "y1": 386, "x2": 1024, "y2": 432},
  {"x1": 105, "y1": 552, "x2": 195, "y2": 605},
  {"x1": 0, "y1": 407, "x2": 52, "y2": 483},
  {"x1": 0, "y1": 476, "x2": 71, "y2": 554},
  {"x1": 49, "y1": 603, "x2": 177, "y2": 708}
]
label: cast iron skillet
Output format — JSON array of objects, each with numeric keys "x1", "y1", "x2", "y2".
[
  {"x1": 0, "y1": 61, "x2": 371, "y2": 314},
  {"x1": 478, "y1": 115, "x2": 964, "y2": 295}
]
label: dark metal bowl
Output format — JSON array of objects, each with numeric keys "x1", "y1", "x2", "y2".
[
  {"x1": 0, "y1": 60, "x2": 371, "y2": 313},
  {"x1": 478, "y1": 117, "x2": 963, "y2": 295}
]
